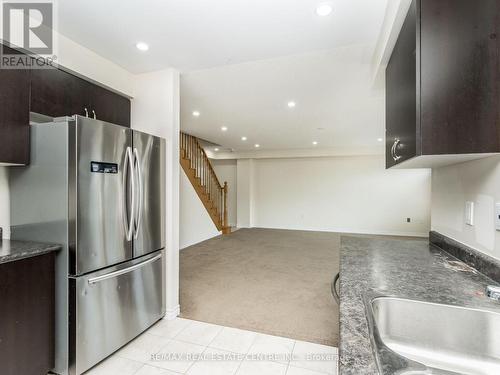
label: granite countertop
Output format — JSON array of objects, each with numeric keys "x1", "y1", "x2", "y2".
[
  {"x1": 0, "y1": 239, "x2": 61, "y2": 264},
  {"x1": 339, "y1": 236, "x2": 500, "y2": 375}
]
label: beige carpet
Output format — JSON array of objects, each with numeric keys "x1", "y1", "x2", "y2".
[{"x1": 180, "y1": 228, "x2": 339, "y2": 346}]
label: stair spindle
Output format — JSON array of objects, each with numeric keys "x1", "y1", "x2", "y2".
[{"x1": 180, "y1": 132, "x2": 229, "y2": 233}]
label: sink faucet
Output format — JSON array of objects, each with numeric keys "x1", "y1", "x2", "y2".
[{"x1": 486, "y1": 285, "x2": 500, "y2": 301}]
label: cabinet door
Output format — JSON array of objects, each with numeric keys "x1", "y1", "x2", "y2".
[
  {"x1": 385, "y1": 0, "x2": 417, "y2": 168},
  {"x1": 0, "y1": 45, "x2": 30, "y2": 165},
  {"x1": 31, "y1": 68, "x2": 91, "y2": 118},
  {"x1": 90, "y1": 84, "x2": 131, "y2": 127},
  {"x1": 0, "y1": 253, "x2": 55, "y2": 375},
  {"x1": 420, "y1": 0, "x2": 500, "y2": 155}
]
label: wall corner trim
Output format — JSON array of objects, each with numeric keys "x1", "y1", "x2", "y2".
[{"x1": 164, "y1": 305, "x2": 181, "y2": 320}]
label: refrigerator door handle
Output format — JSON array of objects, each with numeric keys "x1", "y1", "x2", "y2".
[
  {"x1": 122, "y1": 147, "x2": 130, "y2": 237},
  {"x1": 87, "y1": 253, "x2": 162, "y2": 285},
  {"x1": 133, "y1": 147, "x2": 143, "y2": 239},
  {"x1": 124, "y1": 146, "x2": 135, "y2": 241}
]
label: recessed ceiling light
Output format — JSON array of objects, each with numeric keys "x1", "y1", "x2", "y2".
[
  {"x1": 214, "y1": 148, "x2": 219, "y2": 152},
  {"x1": 221, "y1": 126, "x2": 228, "y2": 132},
  {"x1": 192, "y1": 111, "x2": 200, "y2": 117},
  {"x1": 136, "y1": 42, "x2": 149, "y2": 51},
  {"x1": 316, "y1": 3, "x2": 333, "y2": 16},
  {"x1": 254, "y1": 144, "x2": 260, "y2": 148},
  {"x1": 287, "y1": 101, "x2": 296, "y2": 108},
  {"x1": 312, "y1": 141, "x2": 318, "y2": 145},
  {"x1": 377, "y1": 138, "x2": 384, "y2": 142},
  {"x1": 241, "y1": 136, "x2": 247, "y2": 141}
]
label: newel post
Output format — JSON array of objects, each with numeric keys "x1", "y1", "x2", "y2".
[{"x1": 223, "y1": 181, "x2": 228, "y2": 230}]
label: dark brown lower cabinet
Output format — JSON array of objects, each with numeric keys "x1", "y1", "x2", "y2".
[{"x1": 0, "y1": 253, "x2": 55, "y2": 375}]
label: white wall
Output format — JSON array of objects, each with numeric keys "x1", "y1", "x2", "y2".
[
  {"x1": 237, "y1": 159, "x2": 256, "y2": 228},
  {"x1": 56, "y1": 34, "x2": 134, "y2": 97},
  {"x1": 212, "y1": 159, "x2": 237, "y2": 227},
  {"x1": 432, "y1": 155, "x2": 500, "y2": 260},
  {"x1": 178, "y1": 159, "x2": 236, "y2": 249},
  {"x1": 179, "y1": 170, "x2": 220, "y2": 249},
  {"x1": 237, "y1": 155, "x2": 431, "y2": 236},
  {"x1": 132, "y1": 68, "x2": 181, "y2": 319}
]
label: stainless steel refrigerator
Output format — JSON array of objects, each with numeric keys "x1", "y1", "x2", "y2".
[{"x1": 10, "y1": 116, "x2": 166, "y2": 375}]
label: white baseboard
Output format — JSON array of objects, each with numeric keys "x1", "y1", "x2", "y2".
[
  {"x1": 164, "y1": 304, "x2": 180, "y2": 320},
  {"x1": 248, "y1": 225, "x2": 429, "y2": 238}
]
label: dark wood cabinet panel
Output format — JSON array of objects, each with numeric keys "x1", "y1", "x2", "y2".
[
  {"x1": 420, "y1": 0, "x2": 500, "y2": 155},
  {"x1": 31, "y1": 67, "x2": 92, "y2": 118},
  {"x1": 31, "y1": 67, "x2": 131, "y2": 127},
  {"x1": 385, "y1": 0, "x2": 500, "y2": 168},
  {"x1": 386, "y1": 0, "x2": 417, "y2": 168},
  {"x1": 0, "y1": 253, "x2": 55, "y2": 375},
  {"x1": 0, "y1": 45, "x2": 31, "y2": 165},
  {"x1": 90, "y1": 84, "x2": 131, "y2": 127}
]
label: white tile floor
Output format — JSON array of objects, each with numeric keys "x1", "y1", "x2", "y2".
[{"x1": 85, "y1": 318, "x2": 339, "y2": 375}]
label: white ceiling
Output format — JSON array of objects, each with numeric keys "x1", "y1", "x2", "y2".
[
  {"x1": 181, "y1": 46, "x2": 386, "y2": 154},
  {"x1": 57, "y1": 0, "x2": 391, "y2": 154},
  {"x1": 58, "y1": 0, "x2": 387, "y2": 73}
]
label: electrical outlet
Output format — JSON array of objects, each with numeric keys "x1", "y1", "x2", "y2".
[{"x1": 465, "y1": 201, "x2": 474, "y2": 226}]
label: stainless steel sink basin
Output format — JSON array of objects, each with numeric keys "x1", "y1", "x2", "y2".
[{"x1": 365, "y1": 296, "x2": 500, "y2": 375}]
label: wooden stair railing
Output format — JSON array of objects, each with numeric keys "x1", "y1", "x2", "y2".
[{"x1": 180, "y1": 132, "x2": 230, "y2": 234}]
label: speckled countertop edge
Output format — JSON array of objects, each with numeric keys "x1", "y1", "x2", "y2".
[
  {"x1": 0, "y1": 239, "x2": 61, "y2": 265},
  {"x1": 338, "y1": 235, "x2": 500, "y2": 375}
]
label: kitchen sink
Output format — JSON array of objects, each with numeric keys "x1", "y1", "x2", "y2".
[{"x1": 365, "y1": 296, "x2": 500, "y2": 375}]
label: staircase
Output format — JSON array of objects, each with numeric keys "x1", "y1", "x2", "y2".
[{"x1": 180, "y1": 132, "x2": 230, "y2": 234}]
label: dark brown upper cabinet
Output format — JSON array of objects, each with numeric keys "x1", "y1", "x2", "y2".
[
  {"x1": 90, "y1": 84, "x2": 131, "y2": 127},
  {"x1": 31, "y1": 67, "x2": 92, "y2": 119},
  {"x1": 31, "y1": 67, "x2": 131, "y2": 127},
  {"x1": 386, "y1": 0, "x2": 500, "y2": 169},
  {"x1": 0, "y1": 43, "x2": 131, "y2": 165},
  {"x1": 0, "y1": 45, "x2": 31, "y2": 165}
]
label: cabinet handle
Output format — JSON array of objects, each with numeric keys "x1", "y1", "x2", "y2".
[
  {"x1": 92, "y1": 110, "x2": 96, "y2": 120},
  {"x1": 84, "y1": 108, "x2": 89, "y2": 117},
  {"x1": 392, "y1": 138, "x2": 402, "y2": 162}
]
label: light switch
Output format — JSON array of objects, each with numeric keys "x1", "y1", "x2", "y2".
[{"x1": 465, "y1": 201, "x2": 474, "y2": 226}]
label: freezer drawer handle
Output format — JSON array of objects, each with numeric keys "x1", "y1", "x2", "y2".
[{"x1": 88, "y1": 253, "x2": 162, "y2": 285}]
